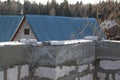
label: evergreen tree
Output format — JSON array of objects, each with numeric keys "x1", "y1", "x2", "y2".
[{"x1": 60, "y1": 0, "x2": 71, "y2": 16}]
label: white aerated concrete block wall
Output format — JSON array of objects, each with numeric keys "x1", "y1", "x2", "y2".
[
  {"x1": 115, "y1": 73, "x2": 120, "y2": 80},
  {"x1": 34, "y1": 67, "x2": 56, "y2": 80},
  {"x1": 97, "y1": 72, "x2": 106, "y2": 80},
  {"x1": 78, "y1": 65, "x2": 88, "y2": 72},
  {"x1": 34, "y1": 64, "x2": 94, "y2": 80},
  {"x1": 55, "y1": 66, "x2": 75, "y2": 79},
  {"x1": 0, "y1": 64, "x2": 95, "y2": 80},
  {"x1": 100, "y1": 60, "x2": 120, "y2": 70},
  {"x1": 80, "y1": 74, "x2": 93, "y2": 80},
  {"x1": 2, "y1": 40, "x2": 120, "y2": 80},
  {"x1": 0, "y1": 71, "x2": 4, "y2": 80},
  {"x1": 20, "y1": 65, "x2": 29, "y2": 79},
  {"x1": 7, "y1": 66, "x2": 18, "y2": 80},
  {"x1": 97, "y1": 60, "x2": 120, "y2": 80},
  {"x1": 0, "y1": 64, "x2": 29, "y2": 80}
]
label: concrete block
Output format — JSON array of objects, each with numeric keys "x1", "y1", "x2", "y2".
[
  {"x1": 55, "y1": 66, "x2": 75, "y2": 79},
  {"x1": 7, "y1": 66, "x2": 18, "y2": 80},
  {"x1": 34, "y1": 67, "x2": 55, "y2": 80},
  {"x1": 89, "y1": 64, "x2": 94, "y2": 71},
  {"x1": 100, "y1": 60, "x2": 120, "y2": 70},
  {"x1": 115, "y1": 73, "x2": 120, "y2": 80},
  {"x1": 109, "y1": 74, "x2": 113, "y2": 80},
  {"x1": 0, "y1": 71, "x2": 4, "y2": 80},
  {"x1": 75, "y1": 77, "x2": 79, "y2": 80},
  {"x1": 20, "y1": 64, "x2": 29, "y2": 79},
  {"x1": 97, "y1": 72, "x2": 106, "y2": 80},
  {"x1": 78, "y1": 65, "x2": 88, "y2": 72},
  {"x1": 80, "y1": 74, "x2": 93, "y2": 80}
]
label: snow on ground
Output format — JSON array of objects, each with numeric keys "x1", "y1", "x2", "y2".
[
  {"x1": 102, "y1": 40, "x2": 120, "y2": 43},
  {"x1": 0, "y1": 39, "x2": 93, "y2": 46},
  {"x1": 1, "y1": 39, "x2": 120, "y2": 46},
  {"x1": 50, "y1": 39, "x2": 92, "y2": 45},
  {"x1": 0, "y1": 41, "x2": 25, "y2": 46}
]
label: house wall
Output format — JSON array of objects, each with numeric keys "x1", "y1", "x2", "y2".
[
  {"x1": 0, "y1": 40, "x2": 120, "y2": 80},
  {"x1": 13, "y1": 19, "x2": 37, "y2": 41}
]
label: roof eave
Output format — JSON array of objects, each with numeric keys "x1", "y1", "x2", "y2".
[{"x1": 10, "y1": 16, "x2": 25, "y2": 41}]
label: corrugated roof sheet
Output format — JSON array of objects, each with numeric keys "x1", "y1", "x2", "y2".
[
  {"x1": 0, "y1": 15, "x2": 23, "y2": 42},
  {"x1": 26, "y1": 15, "x2": 99, "y2": 41}
]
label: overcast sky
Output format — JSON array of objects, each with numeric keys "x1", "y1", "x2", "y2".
[
  {"x1": 1, "y1": 0, "x2": 107, "y2": 4},
  {"x1": 28, "y1": 0, "x2": 102, "y2": 4}
]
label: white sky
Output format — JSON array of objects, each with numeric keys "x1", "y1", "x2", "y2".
[
  {"x1": 1, "y1": 0, "x2": 107, "y2": 4},
  {"x1": 31, "y1": 0, "x2": 101, "y2": 4}
]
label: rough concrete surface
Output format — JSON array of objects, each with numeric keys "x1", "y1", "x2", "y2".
[
  {"x1": 0, "y1": 45, "x2": 28, "y2": 68},
  {"x1": 96, "y1": 41, "x2": 120, "y2": 59},
  {"x1": 0, "y1": 40, "x2": 120, "y2": 80},
  {"x1": 26, "y1": 42, "x2": 95, "y2": 67}
]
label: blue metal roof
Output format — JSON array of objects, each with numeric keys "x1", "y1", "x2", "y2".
[
  {"x1": 26, "y1": 15, "x2": 99, "y2": 41},
  {"x1": 0, "y1": 15, "x2": 23, "y2": 42},
  {"x1": 26, "y1": 15, "x2": 98, "y2": 41}
]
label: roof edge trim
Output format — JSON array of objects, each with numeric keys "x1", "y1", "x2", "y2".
[{"x1": 10, "y1": 16, "x2": 25, "y2": 41}]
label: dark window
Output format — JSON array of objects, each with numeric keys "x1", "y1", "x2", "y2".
[{"x1": 24, "y1": 28, "x2": 30, "y2": 35}]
